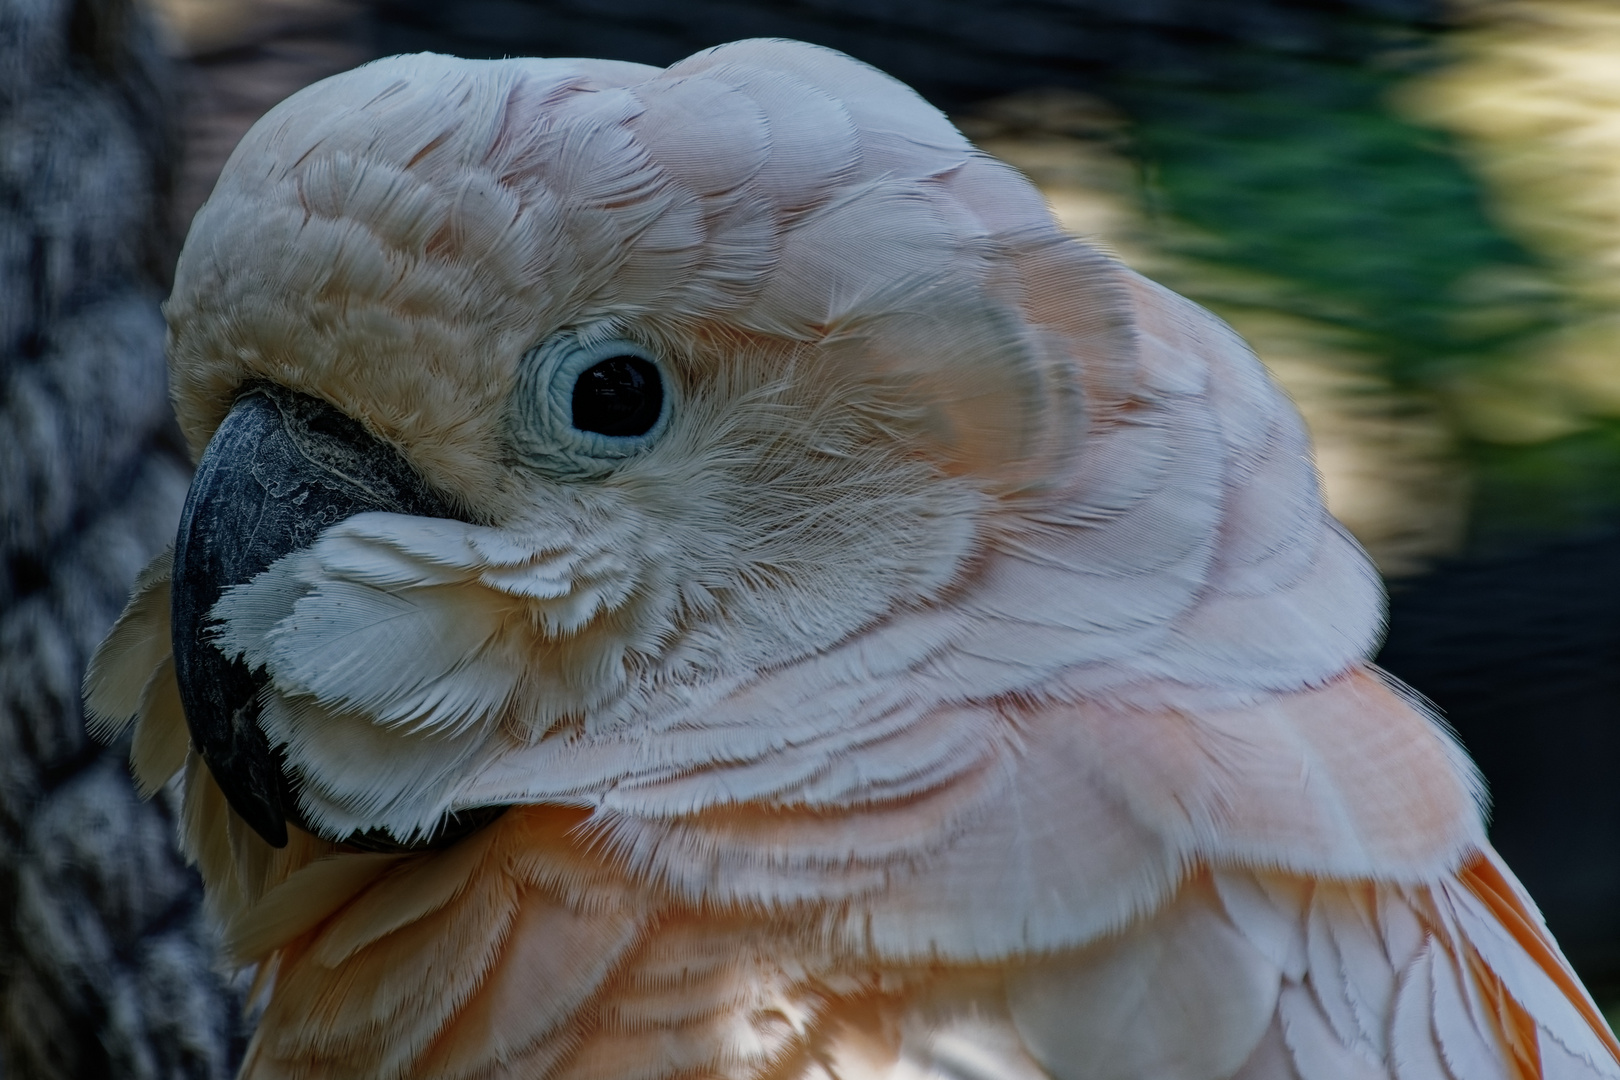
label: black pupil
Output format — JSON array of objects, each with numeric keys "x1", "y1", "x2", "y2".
[{"x1": 571, "y1": 356, "x2": 663, "y2": 438}]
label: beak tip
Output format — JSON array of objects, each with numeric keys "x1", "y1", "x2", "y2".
[
  {"x1": 194, "y1": 694, "x2": 293, "y2": 849},
  {"x1": 224, "y1": 775, "x2": 291, "y2": 849}
]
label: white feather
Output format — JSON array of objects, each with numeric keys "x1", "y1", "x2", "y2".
[
  {"x1": 1429, "y1": 944, "x2": 1515, "y2": 1080},
  {"x1": 83, "y1": 547, "x2": 173, "y2": 736},
  {"x1": 1234, "y1": 1016, "x2": 1308, "y2": 1080},
  {"x1": 129, "y1": 656, "x2": 188, "y2": 796},
  {"x1": 673, "y1": 39, "x2": 973, "y2": 183},
  {"x1": 259, "y1": 693, "x2": 498, "y2": 841},
  {"x1": 1391, "y1": 943, "x2": 1455, "y2": 1080},
  {"x1": 1437, "y1": 862, "x2": 1620, "y2": 1077},
  {"x1": 1306, "y1": 889, "x2": 1371, "y2": 1056},
  {"x1": 668, "y1": 60, "x2": 859, "y2": 213},
  {"x1": 627, "y1": 74, "x2": 770, "y2": 197},
  {"x1": 1005, "y1": 876, "x2": 1282, "y2": 1080},
  {"x1": 1277, "y1": 983, "x2": 1391, "y2": 1080},
  {"x1": 1326, "y1": 890, "x2": 1400, "y2": 1058},
  {"x1": 1214, "y1": 870, "x2": 1310, "y2": 983}
]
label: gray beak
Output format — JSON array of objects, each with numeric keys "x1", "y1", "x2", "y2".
[{"x1": 170, "y1": 384, "x2": 501, "y2": 850}]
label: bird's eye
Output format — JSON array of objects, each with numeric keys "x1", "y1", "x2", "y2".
[
  {"x1": 572, "y1": 356, "x2": 663, "y2": 437},
  {"x1": 508, "y1": 330, "x2": 674, "y2": 478}
]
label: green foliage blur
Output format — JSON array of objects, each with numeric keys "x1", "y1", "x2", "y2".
[{"x1": 1111, "y1": 27, "x2": 1618, "y2": 551}]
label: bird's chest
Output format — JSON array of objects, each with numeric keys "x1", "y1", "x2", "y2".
[
  {"x1": 552, "y1": 913, "x2": 851, "y2": 1080},
  {"x1": 243, "y1": 860, "x2": 864, "y2": 1080}
]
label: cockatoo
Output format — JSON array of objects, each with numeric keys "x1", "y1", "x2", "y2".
[{"x1": 82, "y1": 38, "x2": 1620, "y2": 1080}]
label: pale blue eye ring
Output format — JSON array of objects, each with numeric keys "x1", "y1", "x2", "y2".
[{"x1": 509, "y1": 331, "x2": 673, "y2": 478}]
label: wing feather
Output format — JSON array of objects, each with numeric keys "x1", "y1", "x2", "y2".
[
  {"x1": 1445, "y1": 852, "x2": 1620, "y2": 1076},
  {"x1": 1329, "y1": 890, "x2": 1400, "y2": 1057},
  {"x1": 1430, "y1": 943, "x2": 1516, "y2": 1080},
  {"x1": 1014, "y1": 858, "x2": 1620, "y2": 1080},
  {"x1": 1005, "y1": 873, "x2": 1282, "y2": 1080},
  {"x1": 1276, "y1": 984, "x2": 1390, "y2": 1080},
  {"x1": 1236, "y1": 1015, "x2": 1310, "y2": 1080},
  {"x1": 1392, "y1": 943, "x2": 1455, "y2": 1080},
  {"x1": 1306, "y1": 890, "x2": 1371, "y2": 1055},
  {"x1": 1215, "y1": 871, "x2": 1309, "y2": 981}
]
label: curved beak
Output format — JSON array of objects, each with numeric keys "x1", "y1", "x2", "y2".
[{"x1": 170, "y1": 385, "x2": 456, "y2": 848}]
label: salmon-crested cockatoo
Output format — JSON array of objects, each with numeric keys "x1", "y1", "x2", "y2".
[{"x1": 84, "y1": 38, "x2": 1620, "y2": 1080}]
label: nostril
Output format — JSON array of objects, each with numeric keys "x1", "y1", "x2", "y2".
[{"x1": 303, "y1": 409, "x2": 361, "y2": 441}]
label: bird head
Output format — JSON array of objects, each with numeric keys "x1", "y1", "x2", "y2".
[
  {"x1": 88, "y1": 40, "x2": 1380, "y2": 867},
  {"x1": 136, "y1": 41, "x2": 1142, "y2": 850}
]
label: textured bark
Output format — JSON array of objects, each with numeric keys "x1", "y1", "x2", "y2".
[{"x1": 0, "y1": 0, "x2": 240, "y2": 1075}]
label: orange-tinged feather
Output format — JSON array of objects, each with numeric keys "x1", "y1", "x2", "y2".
[
  {"x1": 1460, "y1": 854, "x2": 1620, "y2": 1069},
  {"x1": 415, "y1": 887, "x2": 642, "y2": 1080},
  {"x1": 252, "y1": 871, "x2": 521, "y2": 1074},
  {"x1": 227, "y1": 849, "x2": 407, "y2": 960},
  {"x1": 307, "y1": 826, "x2": 501, "y2": 967},
  {"x1": 1467, "y1": 947, "x2": 1543, "y2": 1080}
]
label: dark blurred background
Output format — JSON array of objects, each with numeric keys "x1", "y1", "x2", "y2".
[{"x1": 5, "y1": 0, "x2": 1619, "y2": 1074}]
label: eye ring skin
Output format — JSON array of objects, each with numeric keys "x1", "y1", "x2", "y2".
[{"x1": 508, "y1": 332, "x2": 674, "y2": 478}]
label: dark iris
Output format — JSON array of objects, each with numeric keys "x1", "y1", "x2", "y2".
[{"x1": 571, "y1": 356, "x2": 663, "y2": 437}]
